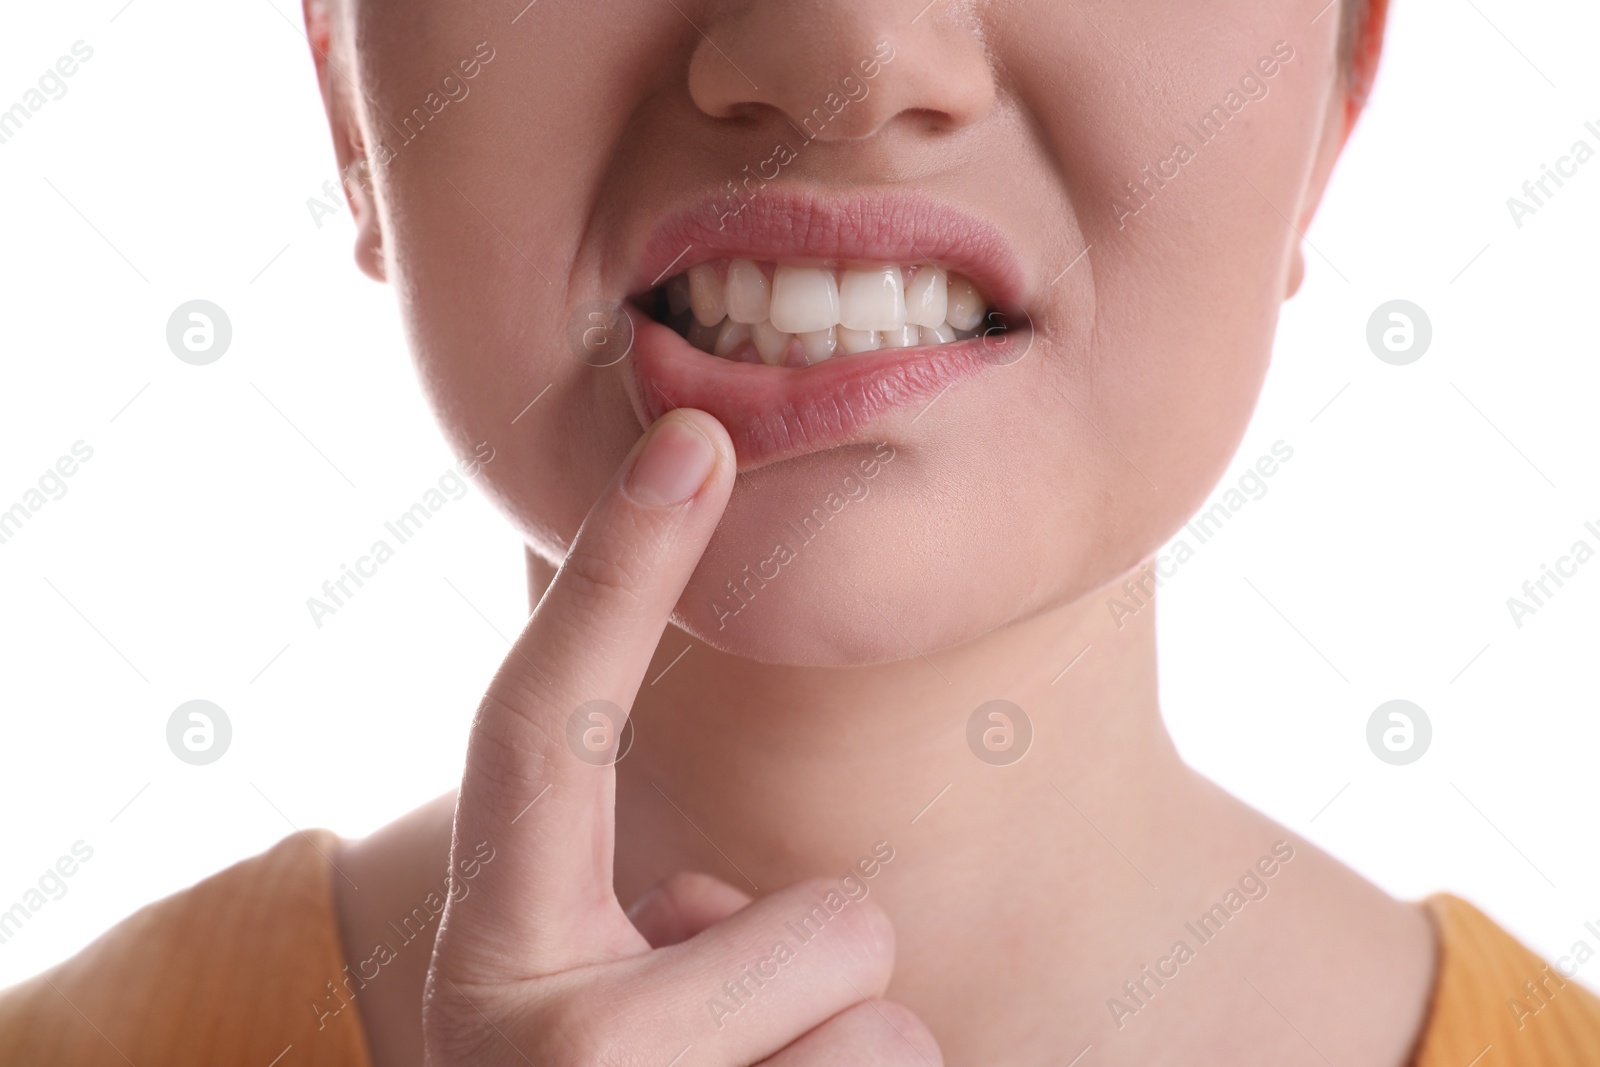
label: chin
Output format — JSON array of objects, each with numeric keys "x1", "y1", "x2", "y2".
[
  {"x1": 669, "y1": 549, "x2": 985, "y2": 668},
  {"x1": 662, "y1": 475, "x2": 1056, "y2": 668}
]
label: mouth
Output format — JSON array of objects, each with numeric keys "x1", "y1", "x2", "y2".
[{"x1": 621, "y1": 193, "x2": 1032, "y2": 470}]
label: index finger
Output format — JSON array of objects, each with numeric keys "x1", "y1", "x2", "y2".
[{"x1": 442, "y1": 408, "x2": 735, "y2": 977}]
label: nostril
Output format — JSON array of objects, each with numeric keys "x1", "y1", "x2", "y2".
[{"x1": 686, "y1": 9, "x2": 993, "y2": 141}]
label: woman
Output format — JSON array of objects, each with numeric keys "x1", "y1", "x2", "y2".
[{"x1": 3, "y1": 0, "x2": 1596, "y2": 1063}]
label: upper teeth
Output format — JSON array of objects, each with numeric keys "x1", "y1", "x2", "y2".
[
  {"x1": 839, "y1": 266, "x2": 906, "y2": 332},
  {"x1": 664, "y1": 259, "x2": 990, "y2": 367},
  {"x1": 770, "y1": 265, "x2": 840, "y2": 334}
]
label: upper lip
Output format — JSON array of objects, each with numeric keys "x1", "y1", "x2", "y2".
[{"x1": 629, "y1": 189, "x2": 1030, "y2": 313}]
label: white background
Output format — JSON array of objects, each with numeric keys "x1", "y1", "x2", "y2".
[{"x1": 1, "y1": 0, "x2": 1597, "y2": 997}]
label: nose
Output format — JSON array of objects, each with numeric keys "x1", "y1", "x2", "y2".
[{"x1": 687, "y1": 2, "x2": 995, "y2": 141}]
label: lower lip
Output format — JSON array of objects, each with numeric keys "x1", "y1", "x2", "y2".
[{"x1": 623, "y1": 313, "x2": 1006, "y2": 469}]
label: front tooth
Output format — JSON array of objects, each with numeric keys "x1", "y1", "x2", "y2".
[
  {"x1": 837, "y1": 327, "x2": 881, "y2": 355},
  {"x1": 769, "y1": 265, "x2": 841, "y2": 334},
  {"x1": 904, "y1": 267, "x2": 948, "y2": 328},
  {"x1": 713, "y1": 320, "x2": 751, "y2": 358},
  {"x1": 688, "y1": 264, "x2": 727, "y2": 327},
  {"x1": 798, "y1": 327, "x2": 837, "y2": 364},
  {"x1": 724, "y1": 259, "x2": 771, "y2": 324},
  {"x1": 945, "y1": 274, "x2": 985, "y2": 332},
  {"x1": 838, "y1": 266, "x2": 906, "y2": 332},
  {"x1": 882, "y1": 324, "x2": 920, "y2": 349},
  {"x1": 920, "y1": 323, "x2": 956, "y2": 346},
  {"x1": 751, "y1": 320, "x2": 792, "y2": 366}
]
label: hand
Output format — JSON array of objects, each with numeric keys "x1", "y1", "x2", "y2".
[{"x1": 422, "y1": 409, "x2": 942, "y2": 1066}]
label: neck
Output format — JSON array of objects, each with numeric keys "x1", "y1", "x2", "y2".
[
  {"x1": 569, "y1": 548, "x2": 1203, "y2": 1057},
  {"x1": 613, "y1": 563, "x2": 1183, "y2": 899}
]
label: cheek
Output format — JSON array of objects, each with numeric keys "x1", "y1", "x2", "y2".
[
  {"x1": 360, "y1": 3, "x2": 715, "y2": 561},
  {"x1": 394, "y1": 251, "x2": 630, "y2": 557},
  {"x1": 1082, "y1": 249, "x2": 1282, "y2": 524},
  {"x1": 986, "y1": 0, "x2": 1332, "y2": 578}
]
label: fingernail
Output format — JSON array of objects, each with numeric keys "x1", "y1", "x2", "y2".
[{"x1": 624, "y1": 415, "x2": 717, "y2": 507}]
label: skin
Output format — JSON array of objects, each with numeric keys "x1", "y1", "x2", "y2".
[{"x1": 309, "y1": 0, "x2": 1435, "y2": 1064}]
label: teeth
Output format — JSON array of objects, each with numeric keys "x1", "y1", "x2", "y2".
[
  {"x1": 666, "y1": 275, "x2": 691, "y2": 316},
  {"x1": 750, "y1": 320, "x2": 792, "y2": 366},
  {"x1": 798, "y1": 327, "x2": 837, "y2": 364},
  {"x1": 839, "y1": 266, "x2": 907, "y2": 332},
  {"x1": 713, "y1": 320, "x2": 751, "y2": 359},
  {"x1": 662, "y1": 260, "x2": 996, "y2": 364},
  {"x1": 905, "y1": 267, "x2": 948, "y2": 329},
  {"x1": 837, "y1": 327, "x2": 881, "y2": 355},
  {"x1": 946, "y1": 275, "x2": 985, "y2": 332},
  {"x1": 881, "y1": 324, "x2": 920, "y2": 349},
  {"x1": 688, "y1": 263, "x2": 726, "y2": 328},
  {"x1": 724, "y1": 259, "x2": 771, "y2": 325},
  {"x1": 769, "y1": 265, "x2": 841, "y2": 335}
]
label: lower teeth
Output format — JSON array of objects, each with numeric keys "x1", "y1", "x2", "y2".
[{"x1": 667, "y1": 315, "x2": 984, "y2": 366}]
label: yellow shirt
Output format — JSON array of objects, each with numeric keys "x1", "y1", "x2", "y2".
[{"x1": 1, "y1": 830, "x2": 1596, "y2": 1064}]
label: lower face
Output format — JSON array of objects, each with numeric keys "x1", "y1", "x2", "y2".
[{"x1": 348, "y1": 0, "x2": 1339, "y2": 666}]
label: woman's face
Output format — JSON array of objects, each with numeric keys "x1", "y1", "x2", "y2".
[{"x1": 319, "y1": 0, "x2": 1356, "y2": 665}]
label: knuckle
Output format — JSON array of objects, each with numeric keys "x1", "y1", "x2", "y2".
[
  {"x1": 561, "y1": 542, "x2": 651, "y2": 616},
  {"x1": 464, "y1": 688, "x2": 565, "y2": 796}
]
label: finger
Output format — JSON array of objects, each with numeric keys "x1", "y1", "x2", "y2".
[
  {"x1": 757, "y1": 1000, "x2": 944, "y2": 1067},
  {"x1": 443, "y1": 408, "x2": 736, "y2": 974},
  {"x1": 515, "y1": 877, "x2": 899, "y2": 1067},
  {"x1": 627, "y1": 871, "x2": 753, "y2": 948}
]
